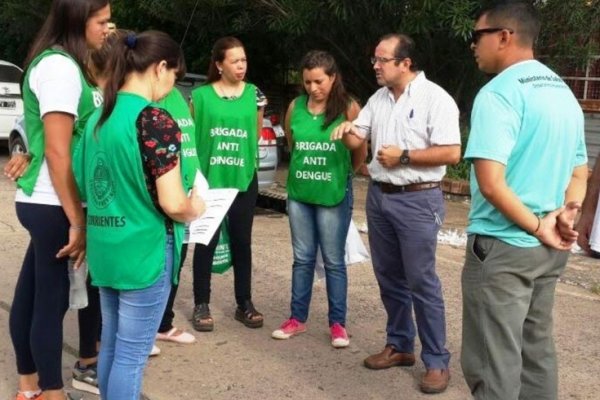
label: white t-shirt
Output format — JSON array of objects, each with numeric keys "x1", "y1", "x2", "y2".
[{"x1": 16, "y1": 54, "x2": 82, "y2": 206}]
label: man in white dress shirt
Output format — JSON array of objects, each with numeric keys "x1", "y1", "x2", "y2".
[{"x1": 331, "y1": 33, "x2": 461, "y2": 394}]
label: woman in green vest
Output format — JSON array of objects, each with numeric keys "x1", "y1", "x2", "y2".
[
  {"x1": 271, "y1": 50, "x2": 366, "y2": 348},
  {"x1": 8, "y1": 1, "x2": 110, "y2": 399},
  {"x1": 190, "y1": 36, "x2": 266, "y2": 331},
  {"x1": 153, "y1": 87, "x2": 201, "y2": 348},
  {"x1": 79, "y1": 30, "x2": 205, "y2": 400}
]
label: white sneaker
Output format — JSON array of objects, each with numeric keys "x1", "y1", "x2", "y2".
[{"x1": 150, "y1": 344, "x2": 161, "y2": 356}]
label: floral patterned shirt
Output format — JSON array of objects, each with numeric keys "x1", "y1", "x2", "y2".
[{"x1": 136, "y1": 106, "x2": 181, "y2": 229}]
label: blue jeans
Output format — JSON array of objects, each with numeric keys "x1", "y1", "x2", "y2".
[
  {"x1": 367, "y1": 183, "x2": 450, "y2": 369},
  {"x1": 97, "y1": 236, "x2": 173, "y2": 400},
  {"x1": 287, "y1": 184, "x2": 352, "y2": 326}
]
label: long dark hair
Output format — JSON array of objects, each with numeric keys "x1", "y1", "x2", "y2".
[
  {"x1": 299, "y1": 50, "x2": 350, "y2": 128},
  {"x1": 24, "y1": 0, "x2": 109, "y2": 82},
  {"x1": 98, "y1": 30, "x2": 186, "y2": 128},
  {"x1": 206, "y1": 36, "x2": 245, "y2": 83},
  {"x1": 90, "y1": 29, "x2": 122, "y2": 83}
]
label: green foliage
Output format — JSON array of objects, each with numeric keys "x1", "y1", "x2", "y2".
[
  {"x1": 0, "y1": 0, "x2": 597, "y2": 116},
  {"x1": 446, "y1": 123, "x2": 472, "y2": 181},
  {"x1": 446, "y1": 159, "x2": 471, "y2": 180},
  {"x1": 0, "y1": 0, "x2": 51, "y2": 65},
  {"x1": 537, "y1": 0, "x2": 600, "y2": 74}
]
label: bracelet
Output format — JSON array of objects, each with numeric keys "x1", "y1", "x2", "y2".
[
  {"x1": 69, "y1": 225, "x2": 86, "y2": 231},
  {"x1": 532, "y1": 216, "x2": 541, "y2": 235}
]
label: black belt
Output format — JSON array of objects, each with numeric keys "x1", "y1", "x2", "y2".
[{"x1": 373, "y1": 181, "x2": 440, "y2": 193}]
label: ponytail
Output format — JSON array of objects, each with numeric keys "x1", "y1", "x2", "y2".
[{"x1": 97, "y1": 30, "x2": 186, "y2": 129}]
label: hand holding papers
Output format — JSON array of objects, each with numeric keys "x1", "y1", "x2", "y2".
[{"x1": 185, "y1": 170, "x2": 238, "y2": 245}]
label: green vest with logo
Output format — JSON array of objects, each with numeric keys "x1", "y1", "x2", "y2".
[
  {"x1": 18, "y1": 48, "x2": 101, "y2": 195},
  {"x1": 159, "y1": 88, "x2": 198, "y2": 191},
  {"x1": 287, "y1": 96, "x2": 350, "y2": 206},
  {"x1": 81, "y1": 92, "x2": 184, "y2": 289},
  {"x1": 191, "y1": 83, "x2": 258, "y2": 191}
]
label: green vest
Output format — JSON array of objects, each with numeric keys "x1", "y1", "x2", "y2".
[
  {"x1": 81, "y1": 92, "x2": 184, "y2": 289},
  {"x1": 191, "y1": 83, "x2": 258, "y2": 191},
  {"x1": 18, "y1": 48, "x2": 101, "y2": 195},
  {"x1": 287, "y1": 95, "x2": 350, "y2": 206},
  {"x1": 158, "y1": 88, "x2": 199, "y2": 191}
]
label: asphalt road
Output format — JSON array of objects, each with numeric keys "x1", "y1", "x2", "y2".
[{"x1": 0, "y1": 149, "x2": 599, "y2": 400}]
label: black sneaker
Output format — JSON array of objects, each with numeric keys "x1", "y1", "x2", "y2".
[{"x1": 72, "y1": 361, "x2": 100, "y2": 395}]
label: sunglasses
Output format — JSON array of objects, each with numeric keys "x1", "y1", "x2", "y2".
[{"x1": 470, "y1": 27, "x2": 514, "y2": 44}]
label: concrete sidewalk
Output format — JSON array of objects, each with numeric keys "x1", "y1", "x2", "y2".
[{"x1": 1, "y1": 160, "x2": 599, "y2": 400}]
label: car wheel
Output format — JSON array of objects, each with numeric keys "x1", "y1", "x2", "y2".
[{"x1": 9, "y1": 135, "x2": 27, "y2": 158}]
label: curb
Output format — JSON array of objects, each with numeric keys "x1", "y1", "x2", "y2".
[{"x1": 441, "y1": 178, "x2": 470, "y2": 196}]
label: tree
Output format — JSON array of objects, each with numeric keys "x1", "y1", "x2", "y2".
[{"x1": 0, "y1": 0, "x2": 598, "y2": 112}]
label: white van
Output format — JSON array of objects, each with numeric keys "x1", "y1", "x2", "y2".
[{"x1": 0, "y1": 60, "x2": 23, "y2": 143}]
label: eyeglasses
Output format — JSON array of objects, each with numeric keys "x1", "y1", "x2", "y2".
[
  {"x1": 470, "y1": 27, "x2": 514, "y2": 44},
  {"x1": 370, "y1": 56, "x2": 404, "y2": 65}
]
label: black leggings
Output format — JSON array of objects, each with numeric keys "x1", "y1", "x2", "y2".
[
  {"x1": 78, "y1": 277, "x2": 101, "y2": 359},
  {"x1": 192, "y1": 174, "x2": 258, "y2": 306},
  {"x1": 9, "y1": 203, "x2": 70, "y2": 390}
]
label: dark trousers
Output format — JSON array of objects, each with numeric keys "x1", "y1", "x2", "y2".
[
  {"x1": 78, "y1": 277, "x2": 101, "y2": 359},
  {"x1": 9, "y1": 203, "x2": 70, "y2": 390},
  {"x1": 366, "y1": 183, "x2": 450, "y2": 369},
  {"x1": 192, "y1": 174, "x2": 258, "y2": 306}
]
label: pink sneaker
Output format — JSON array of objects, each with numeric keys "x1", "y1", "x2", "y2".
[
  {"x1": 330, "y1": 323, "x2": 349, "y2": 348},
  {"x1": 271, "y1": 318, "x2": 306, "y2": 339}
]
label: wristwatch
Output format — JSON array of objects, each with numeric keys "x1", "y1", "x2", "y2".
[{"x1": 399, "y1": 149, "x2": 410, "y2": 165}]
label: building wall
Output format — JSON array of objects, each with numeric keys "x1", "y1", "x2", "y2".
[{"x1": 586, "y1": 112, "x2": 600, "y2": 167}]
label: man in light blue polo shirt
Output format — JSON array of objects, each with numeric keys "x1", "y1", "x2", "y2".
[{"x1": 461, "y1": 2, "x2": 588, "y2": 400}]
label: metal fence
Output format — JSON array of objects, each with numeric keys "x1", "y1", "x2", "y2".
[{"x1": 562, "y1": 56, "x2": 600, "y2": 102}]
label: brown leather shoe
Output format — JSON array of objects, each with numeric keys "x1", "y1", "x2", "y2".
[
  {"x1": 420, "y1": 368, "x2": 450, "y2": 394},
  {"x1": 363, "y1": 345, "x2": 416, "y2": 370}
]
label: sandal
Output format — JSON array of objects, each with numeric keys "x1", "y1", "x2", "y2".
[
  {"x1": 156, "y1": 327, "x2": 196, "y2": 344},
  {"x1": 234, "y1": 300, "x2": 264, "y2": 329},
  {"x1": 192, "y1": 303, "x2": 214, "y2": 332}
]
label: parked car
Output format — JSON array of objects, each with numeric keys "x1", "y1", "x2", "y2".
[
  {"x1": 175, "y1": 72, "x2": 207, "y2": 102},
  {"x1": 8, "y1": 115, "x2": 27, "y2": 157},
  {"x1": 0, "y1": 60, "x2": 24, "y2": 145},
  {"x1": 258, "y1": 114, "x2": 279, "y2": 189}
]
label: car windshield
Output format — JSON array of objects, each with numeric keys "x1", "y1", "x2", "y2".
[
  {"x1": 0, "y1": 65, "x2": 22, "y2": 83},
  {"x1": 0, "y1": 64, "x2": 22, "y2": 99},
  {"x1": 175, "y1": 74, "x2": 206, "y2": 102}
]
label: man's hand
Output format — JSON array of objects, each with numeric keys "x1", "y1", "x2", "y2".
[
  {"x1": 535, "y1": 207, "x2": 574, "y2": 251},
  {"x1": 376, "y1": 145, "x2": 402, "y2": 169},
  {"x1": 330, "y1": 121, "x2": 362, "y2": 141},
  {"x1": 557, "y1": 201, "x2": 581, "y2": 246},
  {"x1": 4, "y1": 154, "x2": 31, "y2": 181}
]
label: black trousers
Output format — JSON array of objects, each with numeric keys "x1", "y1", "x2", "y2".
[
  {"x1": 192, "y1": 174, "x2": 258, "y2": 306},
  {"x1": 10, "y1": 203, "x2": 70, "y2": 390},
  {"x1": 77, "y1": 277, "x2": 101, "y2": 359}
]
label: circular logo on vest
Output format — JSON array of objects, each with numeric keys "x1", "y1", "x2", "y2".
[{"x1": 90, "y1": 152, "x2": 115, "y2": 209}]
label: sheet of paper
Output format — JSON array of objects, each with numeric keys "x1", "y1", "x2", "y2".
[{"x1": 184, "y1": 170, "x2": 238, "y2": 245}]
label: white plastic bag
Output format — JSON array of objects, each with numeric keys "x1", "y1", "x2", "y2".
[{"x1": 315, "y1": 219, "x2": 370, "y2": 280}]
